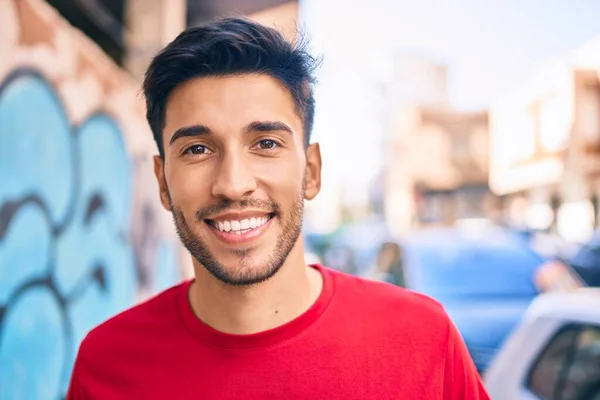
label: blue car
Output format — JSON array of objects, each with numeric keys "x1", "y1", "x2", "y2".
[{"x1": 401, "y1": 226, "x2": 545, "y2": 372}]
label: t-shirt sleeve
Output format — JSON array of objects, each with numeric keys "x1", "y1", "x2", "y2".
[
  {"x1": 443, "y1": 319, "x2": 490, "y2": 400},
  {"x1": 66, "y1": 337, "x2": 90, "y2": 400},
  {"x1": 66, "y1": 354, "x2": 83, "y2": 400}
]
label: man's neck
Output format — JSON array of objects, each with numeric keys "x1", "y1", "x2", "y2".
[{"x1": 188, "y1": 246, "x2": 323, "y2": 335}]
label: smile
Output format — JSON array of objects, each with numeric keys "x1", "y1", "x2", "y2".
[{"x1": 204, "y1": 213, "x2": 276, "y2": 243}]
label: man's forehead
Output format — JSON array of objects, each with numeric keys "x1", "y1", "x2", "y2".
[
  {"x1": 168, "y1": 74, "x2": 294, "y2": 106},
  {"x1": 164, "y1": 75, "x2": 302, "y2": 135}
]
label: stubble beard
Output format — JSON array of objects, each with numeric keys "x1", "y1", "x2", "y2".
[{"x1": 168, "y1": 189, "x2": 305, "y2": 287}]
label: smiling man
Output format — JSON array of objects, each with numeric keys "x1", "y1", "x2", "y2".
[{"x1": 67, "y1": 17, "x2": 489, "y2": 399}]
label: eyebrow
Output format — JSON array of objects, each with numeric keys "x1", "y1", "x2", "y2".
[
  {"x1": 169, "y1": 124, "x2": 210, "y2": 145},
  {"x1": 168, "y1": 120, "x2": 294, "y2": 146},
  {"x1": 245, "y1": 121, "x2": 294, "y2": 135}
]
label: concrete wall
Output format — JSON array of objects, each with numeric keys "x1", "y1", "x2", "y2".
[{"x1": 0, "y1": 1, "x2": 184, "y2": 398}]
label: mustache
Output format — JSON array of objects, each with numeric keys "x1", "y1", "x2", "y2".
[{"x1": 195, "y1": 198, "x2": 280, "y2": 221}]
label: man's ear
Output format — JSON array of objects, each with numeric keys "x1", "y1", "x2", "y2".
[
  {"x1": 304, "y1": 143, "x2": 322, "y2": 200},
  {"x1": 153, "y1": 155, "x2": 171, "y2": 211}
]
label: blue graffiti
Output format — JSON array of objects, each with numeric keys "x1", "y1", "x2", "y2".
[{"x1": 0, "y1": 70, "x2": 179, "y2": 399}]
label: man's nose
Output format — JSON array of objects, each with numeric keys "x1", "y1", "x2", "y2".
[{"x1": 211, "y1": 152, "x2": 257, "y2": 200}]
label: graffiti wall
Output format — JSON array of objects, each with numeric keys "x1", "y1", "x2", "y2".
[{"x1": 0, "y1": 1, "x2": 185, "y2": 398}]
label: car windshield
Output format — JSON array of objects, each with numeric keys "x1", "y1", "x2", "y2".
[{"x1": 404, "y1": 228, "x2": 542, "y2": 297}]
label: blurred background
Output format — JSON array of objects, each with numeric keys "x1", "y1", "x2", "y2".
[{"x1": 2, "y1": 0, "x2": 600, "y2": 398}]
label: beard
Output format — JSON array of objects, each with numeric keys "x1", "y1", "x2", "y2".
[{"x1": 168, "y1": 189, "x2": 305, "y2": 287}]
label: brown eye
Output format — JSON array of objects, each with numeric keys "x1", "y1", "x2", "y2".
[
  {"x1": 184, "y1": 145, "x2": 208, "y2": 155},
  {"x1": 257, "y1": 139, "x2": 278, "y2": 150}
]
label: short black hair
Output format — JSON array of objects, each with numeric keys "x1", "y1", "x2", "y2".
[{"x1": 143, "y1": 17, "x2": 319, "y2": 157}]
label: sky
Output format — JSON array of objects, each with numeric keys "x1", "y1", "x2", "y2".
[
  {"x1": 378, "y1": 0, "x2": 600, "y2": 110},
  {"x1": 302, "y1": 0, "x2": 600, "y2": 110}
]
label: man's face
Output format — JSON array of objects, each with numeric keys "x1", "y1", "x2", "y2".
[{"x1": 154, "y1": 74, "x2": 321, "y2": 286}]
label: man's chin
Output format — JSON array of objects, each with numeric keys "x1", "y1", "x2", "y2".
[
  {"x1": 204, "y1": 264, "x2": 281, "y2": 287},
  {"x1": 194, "y1": 253, "x2": 282, "y2": 287}
]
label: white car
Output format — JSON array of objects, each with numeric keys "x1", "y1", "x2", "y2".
[{"x1": 484, "y1": 289, "x2": 600, "y2": 400}]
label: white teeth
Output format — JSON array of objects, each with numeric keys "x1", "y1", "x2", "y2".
[{"x1": 212, "y1": 216, "x2": 271, "y2": 233}]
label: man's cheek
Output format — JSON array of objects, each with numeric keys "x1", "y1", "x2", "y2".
[{"x1": 171, "y1": 182, "x2": 206, "y2": 210}]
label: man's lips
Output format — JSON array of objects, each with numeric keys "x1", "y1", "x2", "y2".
[
  {"x1": 204, "y1": 213, "x2": 275, "y2": 233},
  {"x1": 206, "y1": 210, "x2": 275, "y2": 221},
  {"x1": 205, "y1": 214, "x2": 275, "y2": 244}
]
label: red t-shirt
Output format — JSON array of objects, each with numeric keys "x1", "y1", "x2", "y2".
[{"x1": 67, "y1": 264, "x2": 489, "y2": 399}]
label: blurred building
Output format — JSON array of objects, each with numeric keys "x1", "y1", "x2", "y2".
[
  {"x1": 381, "y1": 54, "x2": 491, "y2": 236},
  {"x1": 384, "y1": 105, "x2": 490, "y2": 236},
  {"x1": 489, "y1": 36, "x2": 600, "y2": 243},
  {"x1": 46, "y1": 0, "x2": 298, "y2": 80}
]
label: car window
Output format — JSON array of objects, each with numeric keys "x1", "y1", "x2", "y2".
[
  {"x1": 526, "y1": 324, "x2": 600, "y2": 400},
  {"x1": 583, "y1": 384, "x2": 600, "y2": 400},
  {"x1": 527, "y1": 327, "x2": 579, "y2": 399},
  {"x1": 571, "y1": 376, "x2": 600, "y2": 400},
  {"x1": 564, "y1": 326, "x2": 600, "y2": 400}
]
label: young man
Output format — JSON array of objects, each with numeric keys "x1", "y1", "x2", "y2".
[{"x1": 67, "y1": 17, "x2": 489, "y2": 399}]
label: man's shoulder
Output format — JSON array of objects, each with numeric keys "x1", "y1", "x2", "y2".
[
  {"x1": 328, "y1": 267, "x2": 449, "y2": 329},
  {"x1": 78, "y1": 281, "x2": 187, "y2": 355}
]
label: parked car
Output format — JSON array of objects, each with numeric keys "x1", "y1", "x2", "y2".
[
  {"x1": 398, "y1": 225, "x2": 546, "y2": 372},
  {"x1": 484, "y1": 288, "x2": 600, "y2": 400}
]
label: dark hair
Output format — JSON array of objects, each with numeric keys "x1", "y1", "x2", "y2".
[{"x1": 143, "y1": 17, "x2": 319, "y2": 157}]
